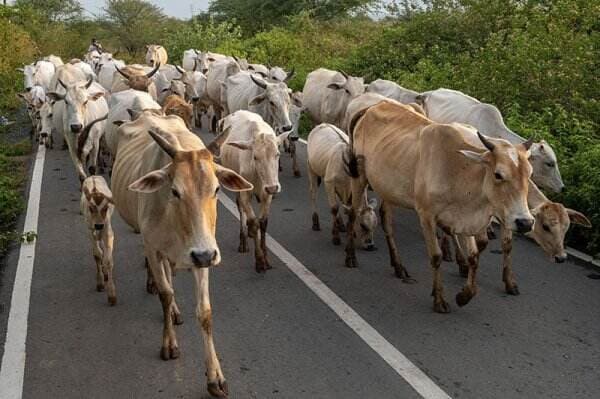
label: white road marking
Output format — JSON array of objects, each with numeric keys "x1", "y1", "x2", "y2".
[
  {"x1": 0, "y1": 145, "x2": 46, "y2": 399},
  {"x1": 217, "y1": 192, "x2": 451, "y2": 399}
]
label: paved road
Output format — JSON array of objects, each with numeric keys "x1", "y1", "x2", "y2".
[{"x1": 1, "y1": 128, "x2": 599, "y2": 399}]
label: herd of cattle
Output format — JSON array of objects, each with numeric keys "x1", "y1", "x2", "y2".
[{"x1": 17, "y1": 44, "x2": 591, "y2": 397}]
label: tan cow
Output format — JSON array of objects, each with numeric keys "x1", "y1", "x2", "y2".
[
  {"x1": 80, "y1": 176, "x2": 116, "y2": 305},
  {"x1": 112, "y1": 64, "x2": 160, "y2": 99},
  {"x1": 345, "y1": 101, "x2": 534, "y2": 313},
  {"x1": 220, "y1": 111, "x2": 289, "y2": 272},
  {"x1": 111, "y1": 111, "x2": 251, "y2": 397},
  {"x1": 162, "y1": 94, "x2": 193, "y2": 128},
  {"x1": 307, "y1": 123, "x2": 378, "y2": 249},
  {"x1": 145, "y1": 44, "x2": 168, "y2": 67}
]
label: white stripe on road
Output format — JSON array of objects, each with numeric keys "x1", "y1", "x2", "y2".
[
  {"x1": 0, "y1": 145, "x2": 46, "y2": 399},
  {"x1": 217, "y1": 192, "x2": 451, "y2": 399}
]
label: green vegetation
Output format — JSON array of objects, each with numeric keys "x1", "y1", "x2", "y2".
[{"x1": 1, "y1": 0, "x2": 598, "y2": 254}]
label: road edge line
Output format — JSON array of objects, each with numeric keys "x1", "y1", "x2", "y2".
[
  {"x1": 0, "y1": 144, "x2": 46, "y2": 399},
  {"x1": 217, "y1": 192, "x2": 451, "y2": 399}
]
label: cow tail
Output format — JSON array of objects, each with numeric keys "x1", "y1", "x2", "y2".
[{"x1": 344, "y1": 108, "x2": 368, "y2": 179}]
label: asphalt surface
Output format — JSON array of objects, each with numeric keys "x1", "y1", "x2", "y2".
[{"x1": 1, "y1": 127, "x2": 599, "y2": 399}]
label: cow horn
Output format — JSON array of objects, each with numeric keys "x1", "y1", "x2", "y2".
[
  {"x1": 58, "y1": 79, "x2": 68, "y2": 89},
  {"x1": 148, "y1": 129, "x2": 177, "y2": 158},
  {"x1": 522, "y1": 138, "x2": 534, "y2": 151},
  {"x1": 250, "y1": 74, "x2": 267, "y2": 90},
  {"x1": 175, "y1": 65, "x2": 185, "y2": 75},
  {"x1": 206, "y1": 126, "x2": 231, "y2": 157},
  {"x1": 76, "y1": 114, "x2": 108, "y2": 161},
  {"x1": 146, "y1": 63, "x2": 160, "y2": 78},
  {"x1": 85, "y1": 76, "x2": 94, "y2": 89},
  {"x1": 194, "y1": 49, "x2": 200, "y2": 55},
  {"x1": 115, "y1": 65, "x2": 130, "y2": 80},
  {"x1": 284, "y1": 67, "x2": 295, "y2": 83},
  {"x1": 339, "y1": 70, "x2": 349, "y2": 80},
  {"x1": 477, "y1": 131, "x2": 496, "y2": 151},
  {"x1": 193, "y1": 58, "x2": 199, "y2": 72}
]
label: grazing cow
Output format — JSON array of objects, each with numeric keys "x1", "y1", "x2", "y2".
[
  {"x1": 418, "y1": 88, "x2": 564, "y2": 193},
  {"x1": 110, "y1": 110, "x2": 252, "y2": 397},
  {"x1": 80, "y1": 176, "x2": 116, "y2": 305},
  {"x1": 345, "y1": 100, "x2": 534, "y2": 313},
  {"x1": 205, "y1": 58, "x2": 241, "y2": 132},
  {"x1": 307, "y1": 123, "x2": 377, "y2": 249},
  {"x1": 220, "y1": 111, "x2": 289, "y2": 272},
  {"x1": 48, "y1": 77, "x2": 108, "y2": 181},
  {"x1": 366, "y1": 79, "x2": 420, "y2": 104},
  {"x1": 112, "y1": 64, "x2": 160, "y2": 100},
  {"x1": 43, "y1": 54, "x2": 64, "y2": 68},
  {"x1": 268, "y1": 66, "x2": 295, "y2": 83},
  {"x1": 145, "y1": 44, "x2": 168, "y2": 67},
  {"x1": 19, "y1": 60, "x2": 55, "y2": 92},
  {"x1": 37, "y1": 101, "x2": 54, "y2": 148},
  {"x1": 302, "y1": 68, "x2": 365, "y2": 128},
  {"x1": 162, "y1": 95, "x2": 193, "y2": 128},
  {"x1": 224, "y1": 72, "x2": 293, "y2": 134}
]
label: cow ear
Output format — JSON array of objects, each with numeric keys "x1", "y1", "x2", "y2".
[
  {"x1": 215, "y1": 165, "x2": 253, "y2": 192},
  {"x1": 227, "y1": 140, "x2": 253, "y2": 151},
  {"x1": 327, "y1": 83, "x2": 343, "y2": 90},
  {"x1": 566, "y1": 209, "x2": 591, "y2": 227},
  {"x1": 88, "y1": 92, "x2": 104, "y2": 101},
  {"x1": 47, "y1": 92, "x2": 65, "y2": 102},
  {"x1": 249, "y1": 94, "x2": 266, "y2": 106},
  {"x1": 17, "y1": 67, "x2": 24, "y2": 72},
  {"x1": 128, "y1": 164, "x2": 170, "y2": 193},
  {"x1": 458, "y1": 150, "x2": 486, "y2": 164}
]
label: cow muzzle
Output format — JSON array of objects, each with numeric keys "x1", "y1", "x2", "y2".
[
  {"x1": 264, "y1": 184, "x2": 281, "y2": 195},
  {"x1": 94, "y1": 223, "x2": 104, "y2": 231},
  {"x1": 191, "y1": 249, "x2": 219, "y2": 268},
  {"x1": 70, "y1": 124, "x2": 83, "y2": 133},
  {"x1": 515, "y1": 218, "x2": 534, "y2": 233}
]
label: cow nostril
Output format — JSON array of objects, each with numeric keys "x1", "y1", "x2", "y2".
[
  {"x1": 192, "y1": 97, "x2": 200, "y2": 102},
  {"x1": 191, "y1": 250, "x2": 216, "y2": 267},
  {"x1": 70, "y1": 124, "x2": 83, "y2": 133},
  {"x1": 94, "y1": 224, "x2": 104, "y2": 231},
  {"x1": 515, "y1": 218, "x2": 534, "y2": 233}
]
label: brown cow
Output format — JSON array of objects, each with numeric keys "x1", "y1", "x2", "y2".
[{"x1": 162, "y1": 94, "x2": 193, "y2": 128}]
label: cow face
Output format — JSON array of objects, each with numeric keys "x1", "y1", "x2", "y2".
[
  {"x1": 115, "y1": 64, "x2": 160, "y2": 92},
  {"x1": 82, "y1": 183, "x2": 113, "y2": 231},
  {"x1": 176, "y1": 67, "x2": 207, "y2": 102},
  {"x1": 356, "y1": 197, "x2": 378, "y2": 251},
  {"x1": 48, "y1": 78, "x2": 102, "y2": 133},
  {"x1": 529, "y1": 203, "x2": 590, "y2": 263},
  {"x1": 145, "y1": 45, "x2": 164, "y2": 67},
  {"x1": 268, "y1": 67, "x2": 295, "y2": 84},
  {"x1": 459, "y1": 133, "x2": 534, "y2": 233},
  {"x1": 327, "y1": 72, "x2": 365, "y2": 100},
  {"x1": 38, "y1": 102, "x2": 53, "y2": 145},
  {"x1": 20, "y1": 64, "x2": 36, "y2": 91},
  {"x1": 529, "y1": 140, "x2": 564, "y2": 193},
  {"x1": 249, "y1": 77, "x2": 293, "y2": 134},
  {"x1": 129, "y1": 130, "x2": 252, "y2": 268},
  {"x1": 163, "y1": 97, "x2": 193, "y2": 129}
]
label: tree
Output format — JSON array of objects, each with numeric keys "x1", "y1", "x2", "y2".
[
  {"x1": 208, "y1": 0, "x2": 379, "y2": 33},
  {"x1": 102, "y1": 0, "x2": 166, "y2": 55},
  {"x1": 14, "y1": 0, "x2": 83, "y2": 22}
]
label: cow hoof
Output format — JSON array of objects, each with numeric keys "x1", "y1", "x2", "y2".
[
  {"x1": 146, "y1": 281, "x2": 158, "y2": 295},
  {"x1": 160, "y1": 345, "x2": 180, "y2": 361},
  {"x1": 332, "y1": 237, "x2": 341, "y2": 246},
  {"x1": 207, "y1": 379, "x2": 229, "y2": 398},
  {"x1": 108, "y1": 295, "x2": 117, "y2": 306},
  {"x1": 400, "y1": 275, "x2": 417, "y2": 284},
  {"x1": 434, "y1": 300, "x2": 451, "y2": 314},
  {"x1": 96, "y1": 283, "x2": 105, "y2": 292},
  {"x1": 312, "y1": 214, "x2": 320, "y2": 231},
  {"x1": 312, "y1": 223, "x2": 320, "y2": 231},
  {"x1": 455, "y1": 290, "x2": 473, "y2": 307},
  {"x1": 505, "y1": 285, "x2": 520, "y2": 296},
  {"x1": 364, "y1": 244, "x2": 376, "y2": 252},
  {"x1": 238, "y1": 243, "x2": 249, "y2": 253},
  {"x1": 293, "y1": 170, "x2": 301, "y2": 178},
  {"x1": 442, "y1": 252, "x2": 453, "y2": 262},
  {"x1": 345, "y1": 256, "x2": 358, "y2": 268},
  {"x1": 173, "y1": 312, "x2": 184, "y2": 325}
]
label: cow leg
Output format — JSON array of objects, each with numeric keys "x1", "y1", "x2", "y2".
[
  {"x1": 380, "y1": 201, "x2": 415, "y2": 282},
  {"x1": 440, "y1": 231, "x2": 453, "y2": 262},
  {"x1": 258, "y1": 194, "x2": 273, "y2": 269},
  {"x1": 501, "y1": 226, "x2": 519, "y2": 295},
  {"x1": 455, "y1": 235, "x2": 480, "y2": 307},
  {"x1": 102, "y1": 225, "x2": 116, "y2": 306},
  {"x1": 290, "y1": 141, "x2": 301, "y2": 177},
  {"x1": 146, "y1": 249, "x2": 180, "y2": 360},
  {"x1": 452, "y1": 235, "x2": 469, "y2": 277},
  {"x1": 239, "y1": 192, "x2": 266, "y2": 272},
  {"x1": 345, "y1": 158, "x2": 368, "y2": 269},
  {"x1": 193, "y1": 268, "x2": 228, "y2": 398},
  {"x1": 90, "y1": 232, "x2": 105, "y2": 292},
  {"x1": 163, "y1": 260, "x2": 183, "y2": 325},
  {"x1": 236, "y1": 194, "x2": 249, "y2": 253},
  {"x1": 88, "y1": 133, "x2": 101, "y2": 176},
  {"x1": 324, "y1": 180, "x2": 343, "y2": 245},
  {"x1": 418, "y1": 212, "x2": 449, "y2": 313},
  {"x1": 307, "y1": 163, "x2": 320, "y2": 231},
  {"x1": 145, "y1": 257, "x2": 158, "y2": 295}
]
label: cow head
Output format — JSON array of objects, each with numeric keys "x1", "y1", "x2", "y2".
[
  {"x1": 248, "y1": 75, "x2": 293, "y2": 134},
  {"x1": 175, "y1": 65, "x2": 207, "y2": 102},
  {"x1": 38, "y1": 101, "x2": 54, "y2": 147},
  {"x1": 355, "y1": 197, "x2": 378, "y2": 251},
  {"x1": 19, "y1": 64, "x2": 36, "y2": 91},
  {"x1": 145, "y1": 45, "x2": 165, "y2": 67},
  {"x1": 82, "y1": 178, "x2": 114, "y2": 232},
  {"x1": 163, "y1": 96, "x2": 193, "y2": 129},
  {"x1": 529, "y1": 140, "x2": 564, "y2": 193},
  {"x1": 327, "y1": 71, "x2": 365, "y2": 99},
  {"x1": 268, "y1": 66, "x2": 295, "y2": 83},
  {"x1": 529, "y1": 202, "x2": 590, "y2": 263},
  {"x1": 48, "y1": 77, "x2": 103, "y2": 133},
  {"x1": 128, "y1": 128, "x2": 252, "y2": 268},
  {"x1": 459, "y1": 132, "x2": 534, "y2": 233},
  {"x1": 115, "y1": 64, "x2": 160, "y2": 92}
]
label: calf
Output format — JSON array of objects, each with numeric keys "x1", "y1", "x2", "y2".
[
  {"x1": 81, "y1": 176, "x2": 116, "y2": 305},
  {"x1": 162, "y1": 95, "x2": 193, "y2": 128},
  {"x1": 307, "y1": 123, "x2": 377, "y2": 249}
]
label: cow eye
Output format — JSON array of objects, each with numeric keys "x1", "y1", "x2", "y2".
[
  {"x1": 171, "y1": 188, "x2": 180, "y2": 198},
  {"x1": 269, "y1": 101, "x2": 275, "y2": 106},
  {"x1": 542, "y1": 224, "x2": 550, "y2": 232},
  {"x1": 345, "y1": 89, "x2": 350, "y2": 94},
  {"x1": 545, "y1": 161, "x2": 556, "y2": 168},
  {"x1": 48, "y1": 113, "x2": 53, "y2": 117},
  {"x1": 84, "y1": 100, "x2": 89, "y2": 106},
  {"x1": 494, "y1": 172, "x2": 503, "y2": 181}
]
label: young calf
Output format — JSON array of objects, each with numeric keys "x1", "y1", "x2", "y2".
[
  {"x1": 80, "y1": 176, "x2": 116, "y2": 305},
  {"x1": 307, "y1": 123, "x2": 377, "y2": 249},
  {"x1": 162, "y1": 94, "x2": 193, "y2": 129}
]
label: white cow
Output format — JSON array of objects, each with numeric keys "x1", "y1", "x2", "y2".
[
  {"x1": 38, "y1": 101, "x2": 54, "y2": 148},
  {"x1": 366, "y1": 79, "x2": 420, "y2": 104},
  {"x1": 145, "y1": 44, "x2": 168, "y2": 67},
  {"x1": 19, "y1": 60, "x2": 55, "y2": 92},
  {"x1": 96, "y1": 54, "x2": 126, "y2": 91},
  {"x1": 302, "y1": 68, "x2": 365, "y2": 128},
  {"x1": 307, "y1": 123, "x2": 378, "y2": 249},
  {"x1": 220, "y1": 111, "x2": 290, "y2": 272},
  {"x1": 43, "y1": 54, "x2": 64, "y2": 68},
  {"x1": 419, "y1": 88, "x2": 564, "y2": 192},
  {"x1": 69, "y1": 59, "x2": 96, "y2": 81},
  {"x1": 268, "y1": 66, "x2": 295, "y2": 83},
  {"x1": 205, "y1": 58, "x2": 241, "y2": 132}
]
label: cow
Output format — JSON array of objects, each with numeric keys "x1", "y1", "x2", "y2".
[
  {"x1": 307, "y1": 123, "x2": 377, "y2": 249},
  {"x1": 344, "y1": 92, "x2": 425, "y2": 132},
  {"x1": 85, "y1": 50, "x2": 102, "y2": 70},
  {"x1": 145, "y1": 44, "x2": 168, "y2": 67},
  {"x1": 18, "y1": 85, "x2": 46, "y2": 129},
  {"x1": 43, "y1": 54, "x2": 64, "y2": 68},
  {"x1": 284, "y1": 91, "x2": 305, "y2": 177},
  {"x1": 220, "y1": 111, "x2": 289, "y2": 272},
  {"x1": 205, "y1": 58, "x2": 241, "y2": 132},
  {"x1": 162, "y1": 95, "x2": 193, "y2": 128},
  {"x1": 246, "y1": 63, "x2": 269, "y2": 78},
  {"x1": 19, "y1": 60, "x2": 55, "y2": 92},
  {"x1": 96, "y1": 54, "x2": 126, "y2": 91},
  {"x1": 223, "y1": 72, "x2": 293, "y2": 134},
  {"x1": 80, "y1": 175, "x2": 116, "y2": 305},
  {"x1": 302, "y1": 68, "x2": 365, "y2": 129},
  {"x1": 268, "y1": 66, "x2": 295, "y2": 83},
  {"x1": 159, "y1": 79, "x2": 186, "y2": 104},
  {"x1": 69, "y1": 58, "x2": 96, "y2": 81},
  {"x1": 110, "y1": 110, "x2": 252, "y2": 397},
  {"x1": 418, "y1": 88, "x2": 564, "y2": 193},
  {"x1": 182, "y1": 49, "x2": 200, "y2": 72},
  {"x1": 112, "y1": 64, "x2": 160, "y2": 100},
  {"x1": 344, "y1": 100, "x2": 534, "y2": 313},
  {"x1": 366, "y1": 79, "x2": 420, "y2": 104},
  {"x1": 37, "y1": 101, "x2": 54, "y2": 148},
  {"x1": 48, "y1": 76, "x2": 108, "y2": 181}
]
